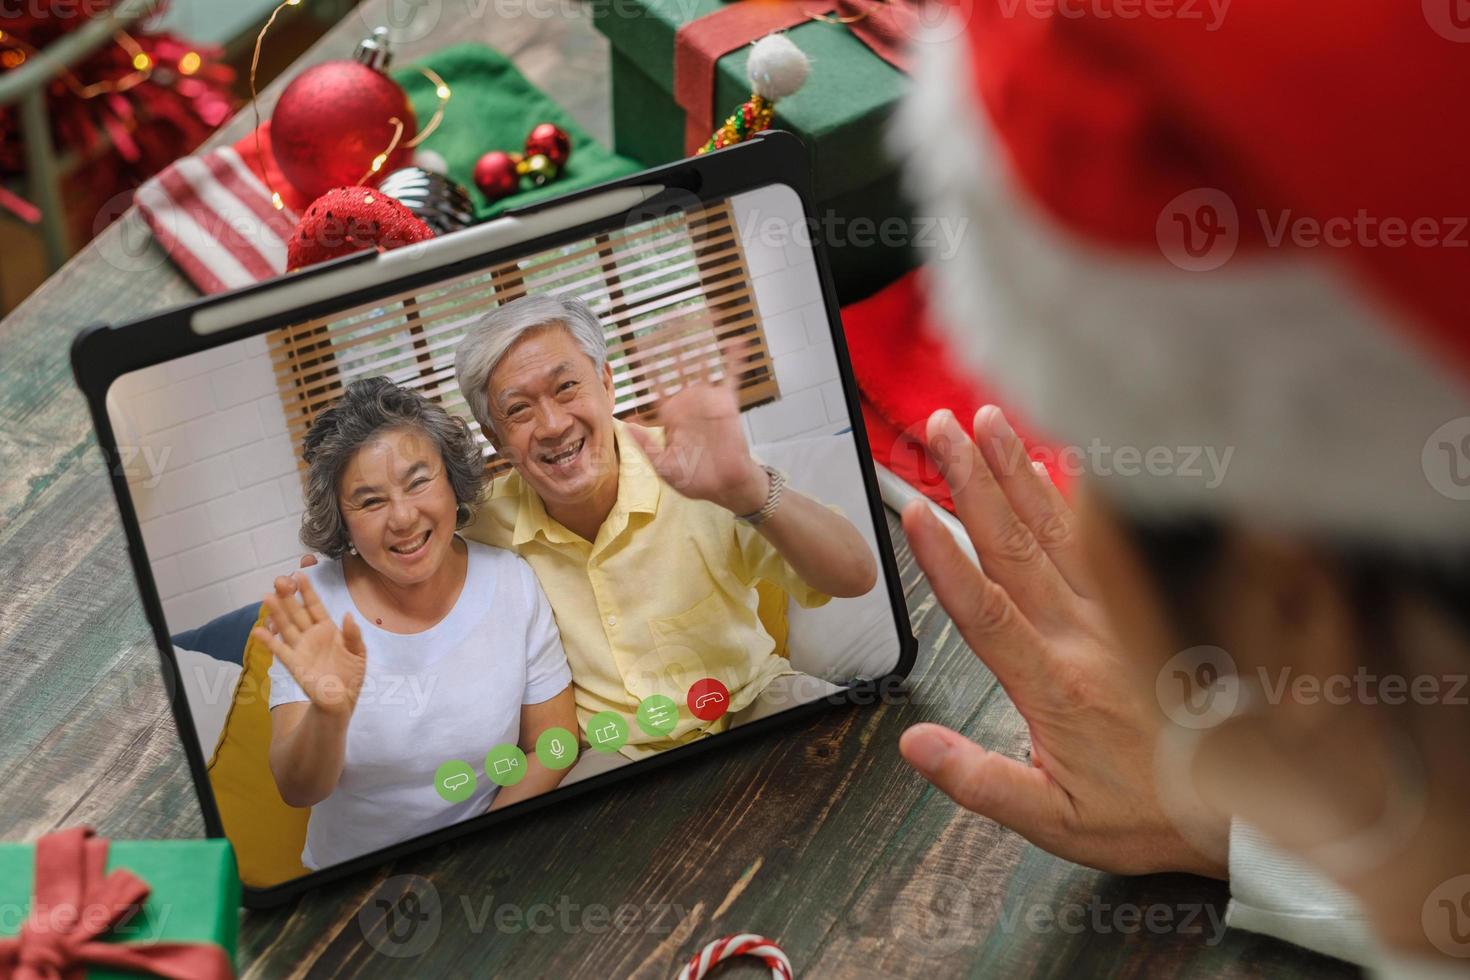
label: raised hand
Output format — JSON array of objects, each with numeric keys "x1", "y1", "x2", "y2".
[
  {"x1": 253, "y1": 573, "x2": 367, "y2": 720},
  {"x1": 624, "y1": 335, "x2": 769, "y2": 516},
  {"x1": 898, "y1": 406, "x2": 1229, "y2": 877}
]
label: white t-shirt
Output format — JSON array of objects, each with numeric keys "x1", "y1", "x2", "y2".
[{"x1": 268, "y1": 539, "x2": 571, "y2": 870}]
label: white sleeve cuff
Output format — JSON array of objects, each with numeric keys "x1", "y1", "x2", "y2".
[{"x1": 1225, "y1": 819, "x2": 1376, "y2": 968}]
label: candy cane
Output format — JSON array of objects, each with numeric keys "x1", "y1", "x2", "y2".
[{"x1": 677, "y1": 933, "x2": 793, "y2": 980}]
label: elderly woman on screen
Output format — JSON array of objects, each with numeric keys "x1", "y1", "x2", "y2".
[{"x1": 255, "y1": 377, "x2": 575, "y2": 871}]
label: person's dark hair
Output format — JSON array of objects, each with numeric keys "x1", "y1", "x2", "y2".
[
  {"x1": 299, "y1": 377, "x2": 484, "y2": 560},
  {"x1": 1127, "y1": 516, "x2": 1470, "y2": 648}
]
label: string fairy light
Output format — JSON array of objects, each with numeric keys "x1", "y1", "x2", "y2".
[
  {"x1": 354, "y1": 67, "x2": 452, "y2": 184},
  {"x1": 360, "y1": 116, "x2": 404, "y2": 183},
  {"x1": 0, "y1": 29, "x2": 155, "y2": 98},
  {"x1": 250, "y1": 0, "x2": 302, "y2": 210},
  {"x1": 409, "y1": 66, "x2": 452, "y2": 146}
]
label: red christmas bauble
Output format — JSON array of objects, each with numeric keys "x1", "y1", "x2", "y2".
[
  {"x1": 271, "y1": 60, "x2": 417, "y2": 202},
  {"x1": 473, "y1": 150, "x2": 520, "y2": 202},
  {"x1": 286, "y1": 186, "x2": 435, "y2": 272},
  {"x1": 524, "y1": 123, "x2": 571, "y2": 168}
]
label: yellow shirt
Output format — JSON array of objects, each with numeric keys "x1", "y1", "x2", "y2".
[{"x1": 462, "y1": 419, "x2": 831, "y2": 758}]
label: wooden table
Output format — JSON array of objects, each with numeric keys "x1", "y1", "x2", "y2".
[{"x1": 0, "y1": 2, "x2": 1354, "y2": 976}]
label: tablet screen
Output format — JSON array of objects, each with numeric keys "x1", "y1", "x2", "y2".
[{"x1": 104, "y1": 182, "x2": 905, "y2": 887}]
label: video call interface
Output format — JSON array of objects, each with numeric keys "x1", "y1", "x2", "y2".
[{"x1": 108, "y1": 185, "x2": 902, "y2": 887}]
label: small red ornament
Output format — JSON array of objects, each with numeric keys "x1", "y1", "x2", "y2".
[
  {"x1": 270, "y1": 31, "x2": 417, "y2": 202},
  {"x1": 524, "y1": 122, "x2": 571, "y2": 168},
  {"x1": 286, "y1": 186, "x2": 435, "y2": 272},
  {"x1": 473, "y1": 150, "x2": 520, "y2": 202}
]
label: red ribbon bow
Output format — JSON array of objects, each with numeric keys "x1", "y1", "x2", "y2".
[{"x1": 0, "y1": 828, "x2": 234, "y2": 980}]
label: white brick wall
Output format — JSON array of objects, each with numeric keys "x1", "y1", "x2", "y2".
[
  {"x1": 110, "y1": 334, "x2": 307, "y2": 636},
  {"x1": 731, "y1": 186, "x2": 852, "y2": 446}
]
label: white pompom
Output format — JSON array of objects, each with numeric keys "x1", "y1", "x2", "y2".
[
  {"x1": 746, "y1": 33, "x2": 810, "y2": 101},
  {"x1": 413, "y1": 149, "x2": 449, "y2": 175}
]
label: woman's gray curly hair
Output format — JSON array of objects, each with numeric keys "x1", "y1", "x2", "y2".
[{"x1": 299, "y1": 377, "x2": 485, "y2": 560}]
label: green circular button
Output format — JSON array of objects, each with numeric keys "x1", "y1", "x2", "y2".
[
  {"x1": 585, "y1": 710, "x2": 629, "y2": 753},
  {"x1": 535, "y1": 726, "x2": 579, "y2": 770},
  {"x1": 434, "y1": 760, "x2": 477, "y2": 802},
  {"x1": 635, "y1": 694, "x2": 679, "y2": 738},
  {"x1": 485, "y1": 744, "x2": 528, "y2": 787}
]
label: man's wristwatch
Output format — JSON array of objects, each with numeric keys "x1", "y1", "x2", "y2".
[{"x1": 737, "y1": 464, "x2": 786, "y2": 525}]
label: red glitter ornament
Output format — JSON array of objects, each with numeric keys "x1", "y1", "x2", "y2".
[
  {"x1": 473, "y1": 150, "x2": 520, "y2": 202},
  {"x1": 286, "y1": 186, "x2": 434, "y2": 272},
  {"x1": 523, "y1": 122, "x2": 571, "y2": 168},
  {"x1": 269, "y1": 33, "x2": 417, "y2": 202}
]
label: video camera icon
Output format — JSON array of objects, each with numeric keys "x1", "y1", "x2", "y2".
[{"x1": 485, "y1": 744, "x2": 528, "y2": 788}]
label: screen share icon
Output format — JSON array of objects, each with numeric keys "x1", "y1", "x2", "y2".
[{"x1": 586, "y1": 711, "x2": 629, "y2": 753}]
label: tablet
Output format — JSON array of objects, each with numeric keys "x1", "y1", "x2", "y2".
[{"x1": 72, "y1": 133, "x2": 915, "y2": 908}]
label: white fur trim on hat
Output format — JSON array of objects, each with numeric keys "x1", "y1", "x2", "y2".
[{"x1": 888, "y1": 23, "x2": 1470, "y2": 549}]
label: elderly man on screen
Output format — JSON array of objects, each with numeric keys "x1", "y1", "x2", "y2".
[{"x1": 454, "y1": 294, "x2": 878, "y2": 774}]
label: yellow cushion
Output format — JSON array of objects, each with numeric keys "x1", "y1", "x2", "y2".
[
  {"x1": 205, "y1": 586, "x2": 785, "y2": 889},
  {"x1": 206, "y1": 606, "x2": 310, "y2": 888},
  {"x1": 756, "y1": 580, "x2": 789, "y2": 659}
]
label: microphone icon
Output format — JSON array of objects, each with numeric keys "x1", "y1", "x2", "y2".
[{"x1": 536, "y1": 727, "x2": 577, "y2": 770}]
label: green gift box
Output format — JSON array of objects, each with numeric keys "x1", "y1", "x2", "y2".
[
  {"x1": 588, "y1": 0, "x2": 917, "y2": 301},
  {"x1": 0, "y1": 835, "x2": 239, "y2": 979}
]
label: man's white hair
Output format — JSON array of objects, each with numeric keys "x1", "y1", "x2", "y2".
[{"x1": 455, "y1": 294, "x2": 608, "y2": 437}]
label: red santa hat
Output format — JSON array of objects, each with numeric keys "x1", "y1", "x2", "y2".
[{"x1": 892, "y1": 0, "x2": 1470, "y2": 547}]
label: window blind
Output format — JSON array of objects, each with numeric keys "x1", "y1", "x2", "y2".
[{"x1": 267, "y1": 200, "x2": 779, "y2": 478}]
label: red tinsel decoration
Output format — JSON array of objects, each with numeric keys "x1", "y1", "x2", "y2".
[{"x1": 0, "y1": 0, "x2": 234, "y2": 224}]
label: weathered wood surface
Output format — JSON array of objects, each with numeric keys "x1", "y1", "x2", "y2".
[{"x1": 0, "y1": 2, "x2": 1353, "y2": 976}]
